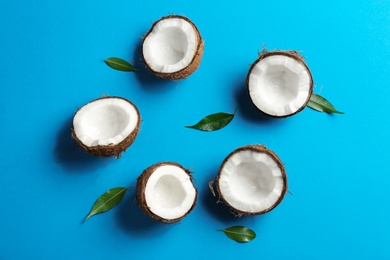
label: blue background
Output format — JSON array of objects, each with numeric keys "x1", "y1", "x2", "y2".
[{"x1": 1, "y1": 0, "x2": 389, "y2": 259}]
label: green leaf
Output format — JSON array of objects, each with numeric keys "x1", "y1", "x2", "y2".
[
  {"x1": 220, "y1": 226, "x2": 256, "y2": 243},
  {"x1": 185, "y1": 111, "x2": 235, "y2": 131},
  {"x1": 307, "y1": 94, "x2": 344, "y2": 114},
  {"x1": 84, "y1": 187, "x2": 128, "y2": 222},
  {"x1": 104, "y1": 57, "x2": 138, "y2": 71}
]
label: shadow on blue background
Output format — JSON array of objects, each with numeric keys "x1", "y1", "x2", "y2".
[
  {"x1": 233, "y1": 79, "x2": 291, "y2": 126},
  {"x1": 201, "y1": 165, "x2": 238, "y2": 223},
  {"x1": 200, "y1": 165, "x2": 264, "y2": 228},
  {"x1": 115, "y1": 189, "x2": 171, "y2": 237},
  {"x1": 54, "y1": 116, "x2": 111, "y2": 173},
  {"x1": 202, "y1": 185, "x2": 239, "y2": 223},
  {"x1": 132, "y1": 40, "x2": 178, "y2": 91}
]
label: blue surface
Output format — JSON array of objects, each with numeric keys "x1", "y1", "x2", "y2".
[{"x1": 1, "y1": 0, "x2": 389, "y2": 259}]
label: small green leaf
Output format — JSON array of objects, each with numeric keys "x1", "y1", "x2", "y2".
[
  {"x1": 185, "y1": 111, "x2": 235, "y2": 131},
  {"x1": 84, "y1": 187, "x2": 128, "y2": 222},
  {"x1": 307, "y1": 94, "x2": 344, "y2": 114},
  {"x1": 220, "y1": 226, "x2": 256, "y2": 243},
  {"x1": 104, "y1": 57, "x2": 138, "y2": 71}
]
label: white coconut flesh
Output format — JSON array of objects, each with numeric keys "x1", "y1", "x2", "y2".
[
  {"x1": 219, "y1": 150, "x2": 285, "y2": 213},
  {"x1": 248, "y1": 55, "x2": 312, "y2": 117},
  {"x1": 143, "y1": 18, "x2": 198, "y2": 73},
  {"x1": 144, "y1": 165, "x2": 196, "y2": 220},
  {"x1": 73, "y1": 98, "x2": 139, "y2": 147}
]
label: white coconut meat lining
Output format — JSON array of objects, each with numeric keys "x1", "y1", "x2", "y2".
[
  {"x1": 218, "y1": 146, "x2": 287, "y2": 215},
  {"x1": 139, "y1": 163, "x2": 197, "y2": 222},
  {"x1": 73, "y1": 97, "x2": 139, "y2": 147},
  {"x1": 247, "y1": 52, "x2": 313, "y2": 117},
  {"x1": 142, "y1": 15, "x2": 203, "y2": 79}
]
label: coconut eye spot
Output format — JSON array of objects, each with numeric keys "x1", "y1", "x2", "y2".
[{"x1": 230, "y1": 161, "x2": 276, "y2": 202}]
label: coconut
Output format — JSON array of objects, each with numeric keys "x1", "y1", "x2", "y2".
[
  {"x1": 136, "y1": 162, "x2": 198, "y2": 223},
  {"x1": 211, "y1": 145, "x2": 287, "y2": 216},
  {"x1": 72, "y1": 96, "x2": 141, "y2": 158},
  {"x1": 246, "y1": 50, "x2": 313, "y2": 118},
  {"x1": 142, "y1": 15, "x2": 204, "y2": 80}
]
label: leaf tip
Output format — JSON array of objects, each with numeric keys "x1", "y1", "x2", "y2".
[{"x1": 83, "y1": 214, "x2": 92, "y2": 223}]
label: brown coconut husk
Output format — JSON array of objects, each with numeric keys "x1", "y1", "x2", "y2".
[
  {"x1": 136, "y1": 162, "x2": 198, "y2": 223},
  {"x1": 142, "y1": 15, "x2": 204, "y2": 80},
  {"x1": 71, "y1": 96, "x2": 141, "y2": 158},
  {"x1": 211, "y1": 145, "x2": 287, "y2": 217},
  {"x1": 246, "y1": 50, "x2": 314, "y2": 118}
]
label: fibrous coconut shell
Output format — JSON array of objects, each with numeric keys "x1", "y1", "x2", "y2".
[
  {"x1": 71, "y1": 96, "x2": 141, "y2": 158},
  {"x1": 212, "y1": 145, "x2": 288, "y2": 217},
  {"x1": 246, "y1": 50, "x2": 314, "y2": 118},
  {"x1": 136, "y1": 162, "x2": 198, "y2": 223},
  {"x1": 142, "y1": 15, "x2": 204, "y2": 80}
]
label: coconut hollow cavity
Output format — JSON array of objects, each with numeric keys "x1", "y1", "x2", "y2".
[
  {"x1": 210, "y1": 145, "x2": 287, "y2": 217},
  {"x1": 247, "y1": 50, "x2": 313, "y2": 118},
  {"x1": 72, "y1": 96, "x2": 141, "y2": 158},
  {"x1": 142, "y1": 15, "x2": 204, "y2": 80},
  {"x1": 136, "y1": 162, "x2": 197, "y2": 223}
]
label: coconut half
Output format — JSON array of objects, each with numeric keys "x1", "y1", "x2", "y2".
[
  {"x1": 136, "y1": 162, "x2": 197, "y2": 223},
  {"x1": 142, "y1": 15, "x2": 204, "y2": 80},
  {"x1": 247, "y1": 50, "x2": 313, "y2": 118},
  {"x1": 72, "y1": 96, "x2": 141, "y2": 158},
  {"x1": 212, "y1": 145, "x2": 287, "y2": 216}
]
